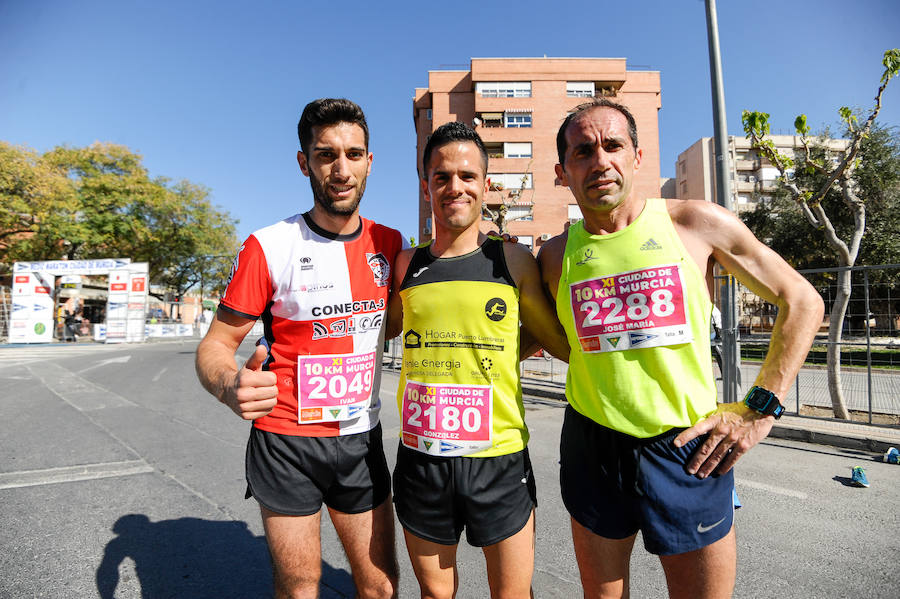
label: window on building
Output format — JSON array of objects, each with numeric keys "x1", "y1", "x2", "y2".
[
  {"x1": 484, "y1": 142, "x2": 504, "y2": 159},
  {"x1": 425, "y1": 109, "x2": 432, "y2": 121},
  {"x1": 506, "y1": 205, "x2": 533, "y2": 221},
  {"x1": 504, "y1": 142, "x2": 532, "y2": 158},
  {"x1": 487, "y1": 173, "x2": 533, "y2": 190},
  {"x1": 476, "y1": 81, "x2": 531, "y2": 98},
  {"x1": 566, "y1": 81, "x2": 595, "y2": 97},
  {"x1": 505, "y1": 113, "x2": 532, "y2": 128},
  {"x1": 567, "y1": 204, "x2": 583, "y2": 220},
  {"x1": 478, "y1": 112, "x2": 503, "y2": 128}
]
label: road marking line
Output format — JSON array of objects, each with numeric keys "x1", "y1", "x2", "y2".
[
  {"x1": 152, "y1": 366, "x2": 168, "y2": 382},
  {"x1": 735, "y1": 478, "x2": 808, "y2": 500},
  {"x1": 76, "y1": 355, "x2": 132, "y2": 374},
  {"x1": 0, "y1": 460, "x2": 154, "y2": 490}
]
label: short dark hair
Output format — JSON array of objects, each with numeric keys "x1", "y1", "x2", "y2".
[
  {"x1": 421, "y1": 121, "x2": 488, "y2": 179},
  {"x1": 297, "y1": 98, "x2": 369, "y2": 155},
  {"x1": 556, "y1": 99, "x2": 639, "y2": 166}
]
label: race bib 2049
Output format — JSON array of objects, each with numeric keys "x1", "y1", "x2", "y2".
[
  {"x1": 569, "y1": 263, "x2": 693, "y2": 353},
  {"x1": 401, "y1": 380, "x2": 492, "y2": 457},
  {"x1": 297, "y1": 351, "x2": 376, "y2": 423}
]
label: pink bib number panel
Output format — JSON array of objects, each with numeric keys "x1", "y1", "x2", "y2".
[
  {"x1": 569, "y1": 263, "x2": 694, "y2": 353},
  {"x1": 401, "y1": 380, "x2": 493, "y2": 456},
  {"x1": 297, "y1": 351, "x2": 376, "y2": 423}
]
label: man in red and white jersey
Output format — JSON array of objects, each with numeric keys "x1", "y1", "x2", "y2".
[{"x1": 197, "y1": 98, "x2": 404, "y2": 599}]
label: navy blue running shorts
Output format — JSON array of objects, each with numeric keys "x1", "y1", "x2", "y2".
[
  {"x1": 393, "y1": 443, "x2": 537, "y2": 547},
  {"x1": 560, "y1": 405, "x2": 734, "y2": 556},
  {"x1": 245, "y1": 423, "x2": 391, "y2": 516}
]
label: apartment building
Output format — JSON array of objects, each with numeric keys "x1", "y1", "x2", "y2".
[
  {"x1": 675, "y1": 135, "x2": 848, "y2": 212},
  {"x1": 413, "y1": 57, "x2": 661, "y2": 250}
]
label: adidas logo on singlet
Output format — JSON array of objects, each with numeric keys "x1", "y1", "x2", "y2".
[{"x1": 639, "y1": 238, "x2": 662, "y2": 251}]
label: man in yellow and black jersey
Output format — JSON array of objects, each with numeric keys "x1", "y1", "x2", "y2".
[{"x1": 386, "y1": 121, "x2": 569, "y2": 599}]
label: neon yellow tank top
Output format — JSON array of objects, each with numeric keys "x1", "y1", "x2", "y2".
[
  {"x1": 397, "y1": 239, "x2": 525, "y2": 457},
  {"x1": 558, "y1": 199, "x2": 716, "y2": 437}
]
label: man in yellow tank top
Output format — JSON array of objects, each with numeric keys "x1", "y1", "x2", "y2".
[
  {"x1": 538, "y1": 99, "x2": 823, "y2": 598},
  {"x1": 387, "y1": 122, "x2": 569, "y2": 599}
]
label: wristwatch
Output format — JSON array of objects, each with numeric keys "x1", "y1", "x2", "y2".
[{"x1": 743, "y1": 386, "x2": 785, "y2": 419}]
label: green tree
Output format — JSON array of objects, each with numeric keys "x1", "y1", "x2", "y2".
[
  {"x1": 742, "y1": 49, "x2": 899, "y2": 419},
  {"x1": 0, "y1": 143, "x2": 75, "y2": 265},
  {"x1": 482, "y1": 160, "x2": 535, "y2": 234},
  {"x1": 0, "y1": 142, "x2": 238, "y2": 298}
]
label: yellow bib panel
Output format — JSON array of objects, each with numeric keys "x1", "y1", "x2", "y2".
[
  {"x1": 558, "y1": 199, "x2": 716, "y2": 438},
  {"x1": 397, "y1": 239, "x2": 525, "y2": 457}
]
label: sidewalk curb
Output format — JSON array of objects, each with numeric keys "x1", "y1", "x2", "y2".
[
  {"x1": 767, "y1": 423, "x2": 897, "y2": 454},
  {"x1": 519, "y1": 383, "x2": 899, "y2": 455}
]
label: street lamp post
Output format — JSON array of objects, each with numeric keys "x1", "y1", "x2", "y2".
[{"x1": 705, "y1": 0, "x2": 741, "y2": 404}]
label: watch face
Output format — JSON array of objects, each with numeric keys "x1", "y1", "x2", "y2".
[{"x1": 746, "y1": 387, "x2": 774, "y2": 411}]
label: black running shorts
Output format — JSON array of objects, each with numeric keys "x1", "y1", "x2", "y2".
[
  {"x1": 393, "y1": 443, "x2": 537, "y2": 547},
  {"x1": 245, "y1": 423, "x2": 391, "y2": 516}
]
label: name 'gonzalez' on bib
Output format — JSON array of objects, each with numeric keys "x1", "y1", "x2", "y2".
[
  {"x1": 297, "y1": 351, "x2": 376, "y2": 423},
  {"x1": 569, "y1": 263, "x2": 694, "y2": 353},
  {"x1": 401, "y1": 380, "x2": 493, "y2": 457}
]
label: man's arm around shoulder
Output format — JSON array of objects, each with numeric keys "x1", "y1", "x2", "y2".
[
  {"x1": 504, "y1": 241, "x2": 569, "y2": 362},
  {"x1": 195, "y1": 310, "x2": 278, "y2": 420},
  {"x1": 536, "y1": 232, "x2": 568, "y2": 303},
  {"x1": 385, "y1": 247, "x2": 415, "y2": 340}
]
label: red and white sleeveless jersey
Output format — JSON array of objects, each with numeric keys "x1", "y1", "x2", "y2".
[{"x1": 220, "y1": 212, "x2": 404, "y2": 437}]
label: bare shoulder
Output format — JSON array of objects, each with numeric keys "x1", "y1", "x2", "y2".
[
  {"x1": 501, "y1": 239, "x2": 539, "y2": 283},
  {"x1": 666, "y1": 198, "x2": 736, "y2": 232},
  {"x1": 396, "y1": 246, "x2": 417, "y2": 266},
  {"x1": 392, "y1": 246, "x2": 417, "y2": 286},
  {"x1": 536, "y1": 231, "x2": 569, "y2": 267},
  {"x1": 501, "y1": 238, "x2": 537, "y2": 264},
  {"x1": 536, "y1": 231, "x2": 568, "y2": 297}
]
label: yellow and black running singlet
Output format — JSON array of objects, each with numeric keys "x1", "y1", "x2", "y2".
[{"x1": 397, "y1": 238, "x2": 524, "y2": 458}]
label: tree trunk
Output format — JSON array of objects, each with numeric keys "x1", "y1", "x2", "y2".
[{"x1": 826, "y1": 268, "x2": 852, "y2": 419}]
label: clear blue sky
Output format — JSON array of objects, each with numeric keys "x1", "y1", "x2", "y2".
[{"x1": 2, "y1": 0, "x2": 898, "y2": 243}]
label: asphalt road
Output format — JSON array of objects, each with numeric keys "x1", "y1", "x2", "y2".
[{"x1": 0, "y1": 339, "x2": 898, "y2": 598}]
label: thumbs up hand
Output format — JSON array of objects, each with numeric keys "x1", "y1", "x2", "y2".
[{"x1": 222, "y1": 344, "x2": 279, "y2": 420}]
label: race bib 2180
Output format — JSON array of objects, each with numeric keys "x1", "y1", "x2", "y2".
[{"x1": 569, "y1": 264, "x2": 693, "y2": 353}]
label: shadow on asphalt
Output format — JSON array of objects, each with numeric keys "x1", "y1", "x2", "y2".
[
  {"x1": 758, "y1": 440, "x2": 874, "y2": 459},
  {"x1": 96, "y1": 514, "x2": 354, "y2": 598},
  {"x1": 832, "y1": 475, "x2": 861, "y2": 487}
]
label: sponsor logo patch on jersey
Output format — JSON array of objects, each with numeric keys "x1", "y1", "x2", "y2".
[
  {"x1": 366, "y1": 252, "x2": 390, "y2": 287},
  {"x1": 640, "y1": 238, "x2": 662, "y2": 251},
  {"x1": 485, "y1": 298, "x2": 507, "y2": 321},
  {"x1": 577, "y1": 248, "x2": 601, "y2": 266},
  {"x1": 404, "y1": 329, "x2": 422, "y2": 348},
  {"x1": 222, "y1": 243, "x2": 245, "y2": 300}
]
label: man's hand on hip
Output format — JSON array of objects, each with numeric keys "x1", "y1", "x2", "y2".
[{"x1": 674, "y1": 402, "x2": 775, "y2": 478}]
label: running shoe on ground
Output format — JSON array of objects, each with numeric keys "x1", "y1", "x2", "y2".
[
  {"x1": 883, "y1": 447, "x2": 900, "y2": 465},
  {"x1": 850, "y1": 466, "x2": 870, "y2": 488}
]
